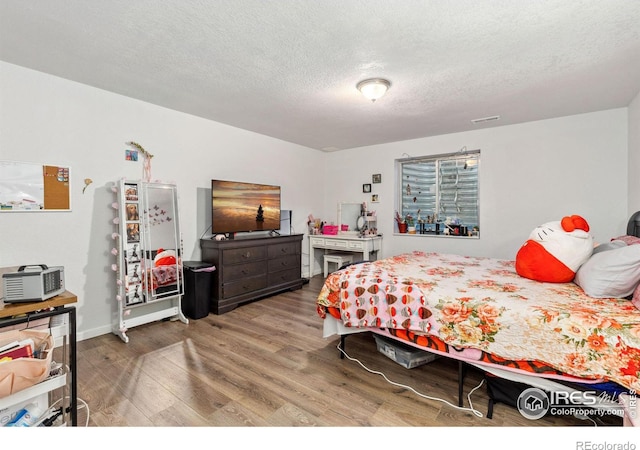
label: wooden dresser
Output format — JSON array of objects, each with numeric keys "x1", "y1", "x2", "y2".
[{"x1": 200, "y1": 234, "x2": 304, "y2": 314}]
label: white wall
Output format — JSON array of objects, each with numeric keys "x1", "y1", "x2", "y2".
[
  {"x1": 0, "y1": 60, "x2": 634, "y2": 341},
  {"x1": 325, "y1": 109, "x2": 629, "y2": 260},
  {"x1": 628, "y1": 90, "x2": 640, "y2": 214},
  {"x1": 0, "y1": 61, "x2": 325, "y2": 340}
]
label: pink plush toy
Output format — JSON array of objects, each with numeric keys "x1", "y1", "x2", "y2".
[{"x1": 515, "y1": 215, "x2": 594, "y2": 283}]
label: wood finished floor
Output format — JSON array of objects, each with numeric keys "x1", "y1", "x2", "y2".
[{"x1": 75, "y1": 275, "x2": 623, "y2": 428}]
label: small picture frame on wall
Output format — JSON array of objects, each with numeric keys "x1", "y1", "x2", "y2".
[
  {"x1": 371, "y1": 194, "x2": 379, "y2": 203},
  {"x1": 372, "y1": 174, "x2": 382, "y2": 184},
  {"x1": 125, "y1": 149, "x2": 139, "y2": 161},
  {"x1": 363, "y1": 183, "x2": 372, "y2": 193}
]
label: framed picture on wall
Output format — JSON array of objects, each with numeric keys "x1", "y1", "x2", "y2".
[
  {"x1": 363, "y1": 183, "x2": 372, "y2": 193},
  {"x1": 0, "y1": 160, "x2": 72, "y2": 211},
  {"x1": 372, "y1": 174, "x2": 381, "y2": 183},
  {"x1": 371, "y1": 194, "x2": 379, "y2": 203}
]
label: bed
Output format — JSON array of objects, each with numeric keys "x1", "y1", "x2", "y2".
[
  {"x1": 140, "y1": 249, "x2": 182, "y2": 299},
  {"x1": 316, "y1": 245, "x2": 640, "y2": 419},
  {"x1": 146, "y1": 264, "x2": 180, "y2": 290}
]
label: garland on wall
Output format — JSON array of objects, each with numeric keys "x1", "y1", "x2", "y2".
[{"x1": 127, "y1": 141, "x2": 154, "y2": 181}]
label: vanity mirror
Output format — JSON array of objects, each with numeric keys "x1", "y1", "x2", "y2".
[
  {"x1": 338, "y1": 202, "x2": 363, "y2": 234},
  {"x1": 141, "y1": 182, "x2": 182, "y2": 301},
  {"x1": 113, "y1": 179, "x2": 188, "y2": 343}
]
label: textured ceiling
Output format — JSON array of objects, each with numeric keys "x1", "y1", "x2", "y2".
[{"x1": 1, "y1": 1, "x2": 639, "y2": 151}]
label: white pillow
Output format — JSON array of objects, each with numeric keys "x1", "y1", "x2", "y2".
[{"x1": 574, "y1": 244, "x2": 640, "y2": 298}]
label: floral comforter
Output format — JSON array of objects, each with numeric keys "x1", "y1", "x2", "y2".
[{"x1": 316, "y1": 251, "x2": 640, "y2": 391}]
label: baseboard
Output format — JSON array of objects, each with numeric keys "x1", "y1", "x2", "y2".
[{"x1": 76, "y1": 324, "x2": 113, "y2": 342}]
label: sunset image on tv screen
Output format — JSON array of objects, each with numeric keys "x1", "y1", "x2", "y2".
[{"x1": 212, "y1": 180, "x2": 281, "y2": 233}]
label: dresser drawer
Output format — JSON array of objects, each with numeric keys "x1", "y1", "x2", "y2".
[
  {"x1": 268, "y1": 241, "x2": 299, "y2": 258},
  {"x1": 223, "y1": 261, "x2": 267, "y2": 282},
  {"x1": 223, "y1": 275, "x2": 267, "y2": 298},
  {"x1": 348, "y1": 240, "x2": 365, "y2": 250},
  {"x1": 268, "y1": 254, "x2": 300, "y2": 273},
  {"x1": 324, "y1": 239, "x2": 348, "y2": 249},
  {"x1": 223, "y1": 246, "x2": 267, "y2": 265},
  {"x1": 310, "y1": 237, "x2": 325, "y2": 246},
  {"x1": 268, "y1": 267, "x2": 301, "y2": 286}
]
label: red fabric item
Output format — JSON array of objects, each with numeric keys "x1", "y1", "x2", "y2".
[
  {"x1": 155, "y1": 255, "x2": 176, "y2": 266},
  {"x1": 154, "y1": 248, "x2": 176, "y2": 266},
  {"x1": 561, "y1": 215, "x2": 590, "y2": 233},
  {"x1": 515, "y1": 240, "x2": 575, "y2": 283}
]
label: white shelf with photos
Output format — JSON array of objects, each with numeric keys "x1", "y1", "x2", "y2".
[{"x1": 112, "y1": 179, "x2": 188, "y2": 343}]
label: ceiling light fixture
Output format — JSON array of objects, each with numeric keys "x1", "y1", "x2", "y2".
[{"x1": 357, "y1": 78, "x2": 391, "y2": 102}]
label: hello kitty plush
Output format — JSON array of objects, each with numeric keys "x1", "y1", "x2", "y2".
[
  {"x1": 515, "y1": 215, "x2": 593, "y2": 283},
  {"x1": 154, "y1": 248, "x2": 177, "y2": 267}
]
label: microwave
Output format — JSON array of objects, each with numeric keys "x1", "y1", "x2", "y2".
[{"x1": 2, "y1": 265, "x2": 65, "y2": 303}]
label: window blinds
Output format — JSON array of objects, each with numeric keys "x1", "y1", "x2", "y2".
[{"x1": 400, "y1": 151, "x2": 479, "y2": 229}]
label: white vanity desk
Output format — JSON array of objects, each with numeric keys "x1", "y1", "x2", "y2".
[{"x1": 308, "y1": 233, "x2": 382, "y2": 277}]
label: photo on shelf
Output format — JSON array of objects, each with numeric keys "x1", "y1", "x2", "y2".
[
  {"x1": 126, "y1": 223, "x2": 140, "y2": 243},
  {"x1": 126, "y1": 203, "x2": 139, "y2": 220},
  {"x1": 124, "y1": 184, "x2": 138, "y2": 201},
  {"x1": 126, "y1": 286, "x2": 143, "y2": 305},
  {"x1": 126, "y1": 243, "x2": 141, "y2": 263},
  {"x1": 127, "y1": 262, "x2": 141, "y2": 283}
]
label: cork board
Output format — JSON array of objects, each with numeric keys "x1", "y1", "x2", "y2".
[{"x1": 0, "y1": 161, "x2": 71, "y2": 211}]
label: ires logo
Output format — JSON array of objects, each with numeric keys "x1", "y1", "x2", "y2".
[
  {"x1": 549, "y1": 391, "x2": 599, "y2": 405},
  {"x1": 517, "y1": 387, "x2": 631, "y2": 420},
  {"x1": 517, "y1": 388, "x2": 550, "y2": 420}
]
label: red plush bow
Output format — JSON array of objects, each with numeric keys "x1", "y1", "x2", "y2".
[{"x1": 560, "y1": 215, "x2": 590, "y2": 233}]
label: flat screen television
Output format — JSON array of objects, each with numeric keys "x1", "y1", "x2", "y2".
[{"x1": 211, "y1": 179, "x2": 281, "y2": 235}]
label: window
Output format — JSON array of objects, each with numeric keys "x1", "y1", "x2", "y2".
[{"x1": 396, "y1": 150, "x2": 480, "y2": 237}]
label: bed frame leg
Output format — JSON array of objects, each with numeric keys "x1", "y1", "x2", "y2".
[
  {"x1": 487, "y1": 399, "x2": 494, "y2": 419},
  {"x1": 339, "y1": 335, "x2": 346, "y2": 359},
  {"x1": 458, "y1": 361, "x2": 465, "y2": 407}
]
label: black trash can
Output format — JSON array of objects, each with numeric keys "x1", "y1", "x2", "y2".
[{"x1": 182, "y1": 261, "x2": 216, "y2": 320}]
